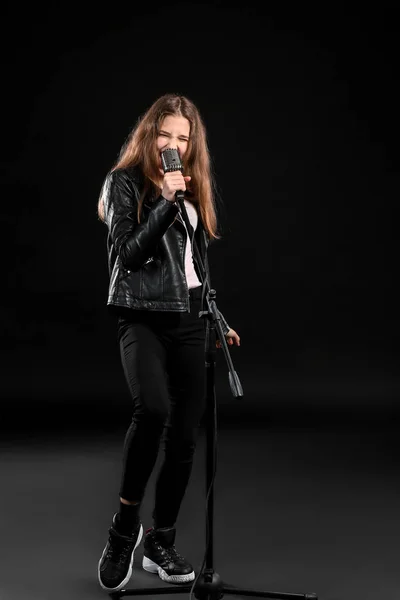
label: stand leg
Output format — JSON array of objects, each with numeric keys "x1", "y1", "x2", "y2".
[
  {"x1": 115, "y1": 583, "x2": 317, "y2": 599},
  {"x1": 221, "y1": 588, "x2": 318, "y2": 600},
  {"x1": 114, "y1": 588, "x2": 192, "y2": 598}
]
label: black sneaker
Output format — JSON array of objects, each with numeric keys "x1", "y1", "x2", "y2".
[
  {"x1": 142, "y1": 526, "x2": 195, "y2": 584},
  {"x1": 98, "y1": 513, "x2": 143, "y2": 592}
]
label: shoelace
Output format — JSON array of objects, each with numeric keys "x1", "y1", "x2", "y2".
[
  {"x1": 164, "y1": 545, "x2": 184, "y2": 562},
  {"x1": 106, "y1": 536, "x2": 134, "y2": 565},
  {"x1": 154, "y1": 542, "x2": 170, "y2": 560},
  {"x1": 153, "y1": 541, "x2": 182, "y2": 563}
]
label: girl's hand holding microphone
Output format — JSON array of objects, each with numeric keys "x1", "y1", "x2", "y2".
[{"x1": 162, "y1": 171, "x2": 191, "y2": 203}]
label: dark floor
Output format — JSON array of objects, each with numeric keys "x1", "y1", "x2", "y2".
[{"x1": 1, "y1": 416, "x2": 400, "y2": 600}]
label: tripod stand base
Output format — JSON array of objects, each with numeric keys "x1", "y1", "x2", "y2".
[
  {"x1": 193, "y1": 569, "x2": 223, "y2": 599},
  {"x1": 113, "y1": 568, "x2": 318, "y2": 600}
]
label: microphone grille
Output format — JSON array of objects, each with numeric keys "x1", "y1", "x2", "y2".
[{"x1": 161, "y1": 148, "x2": 182, "y2": 172}]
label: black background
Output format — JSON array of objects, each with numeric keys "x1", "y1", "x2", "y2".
[
  {"x1": 2, "y1": 8, "x2": 400, "y2": 599},
  {"x1": 3, "y1": 2, "x2": 399, "y2": 433}
]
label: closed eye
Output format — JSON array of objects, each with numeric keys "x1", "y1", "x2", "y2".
[{"x1": 158, "y1": 131, "x2": 189, "y2": 142}]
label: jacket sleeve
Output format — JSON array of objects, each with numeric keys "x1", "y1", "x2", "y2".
[
  {"x1": 203, "y1": 238, "x2": 230, "y2": 336},
  {"x1": 102, "y1": 169, "x2": 179, "y2": 271}
]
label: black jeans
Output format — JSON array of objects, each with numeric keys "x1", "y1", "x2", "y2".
[{"x1": 117, "y1": 285, "x2": 206, "y2": 529}]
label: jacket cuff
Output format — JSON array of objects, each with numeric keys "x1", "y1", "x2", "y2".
[{"x1": 158, "y1": 194, "x2": 176, "y2": 205}]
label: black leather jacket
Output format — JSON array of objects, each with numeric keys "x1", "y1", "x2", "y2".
[{"x1": 101, "y1": 166, "x2": 230, "y2": 335}]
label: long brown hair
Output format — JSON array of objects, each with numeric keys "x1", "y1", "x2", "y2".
[{"x1": 98, "y1": 93, "x2": 220, "y2": 239}]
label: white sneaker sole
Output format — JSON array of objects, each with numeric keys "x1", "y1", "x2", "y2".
[
  {"x1": 98, "y1": 524, "x2": 143, "y2": 592},
  {"x1": 142, "y1": 556, "x2": 195, "y2": 583}
]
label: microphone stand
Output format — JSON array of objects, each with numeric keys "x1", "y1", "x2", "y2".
[{"x1": 111, "y1": 195, "x2": 318, "y2": 600}]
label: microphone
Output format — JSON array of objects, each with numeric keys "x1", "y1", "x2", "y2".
[{"x1": 160, "y1": 148, "x2": 185, "y2": 202}]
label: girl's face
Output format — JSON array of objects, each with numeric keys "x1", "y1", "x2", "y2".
[{"x1": 156, "y1": 115, "x2": 191, "y2": 162}]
